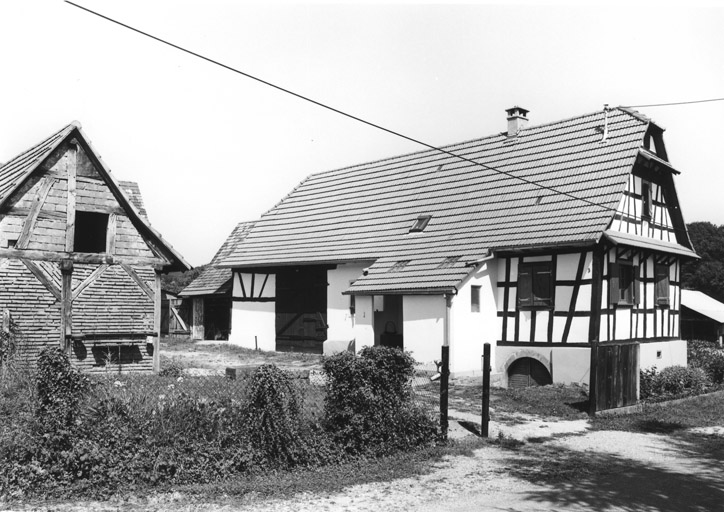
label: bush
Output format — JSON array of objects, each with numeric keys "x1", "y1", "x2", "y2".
[
  {"x1": 640, "y1": 365, "x2": 709, "y2": 399},
  {"x1": 35, "y1": 347, "x2": 89, "y2": 429},
  {"x1": 323, "y1": 346, "x2": 437, "y2": 456},
  {"x1": 688, "y1": 339, "x2": 724, "y2": 385}
]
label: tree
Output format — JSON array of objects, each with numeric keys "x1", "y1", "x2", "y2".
[
  {"x1": 682, "y1": 222, "x2": 724, "y2": 302},
  {"x1": 161, "y1": 265, "x2": 208, "y2": 295}
]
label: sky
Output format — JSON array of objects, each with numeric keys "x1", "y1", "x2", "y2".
[{"x1": 0, "y1": 0, "x2": 722, "y2": 267}]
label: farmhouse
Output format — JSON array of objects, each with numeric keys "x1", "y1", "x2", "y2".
[
  {"x1": 179, "y1": 221, "x2": 255, "y2": 340},
  {"x1": 0, "y1": 122, "x2": 189, "y2": 371},
  {"x1": 218, "y1": 107, "x2": 697, "y2": 386}
]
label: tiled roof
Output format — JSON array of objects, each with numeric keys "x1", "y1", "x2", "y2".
[
  {"x1": 117, "y1": 181, "x2": 147, "y2": 217},
  {"x1": 0, "y1": 122, "x2": 77, "y2": 207},
  {"x1": 219, "y1": 108, "x2": 666, "y2": 293},
  {"x1": 0, "y1": 122, "x2": 190, "y2": 272},
  {"x1": 179, "y1": 221, "x2": 256, "y2": 296}
]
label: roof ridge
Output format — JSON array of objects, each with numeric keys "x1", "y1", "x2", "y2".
[{"x1": 0, "y1": 122, "x2": 77, "y2": 173}]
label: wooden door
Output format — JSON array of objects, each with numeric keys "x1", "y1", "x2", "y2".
[{"x1": 275, "y1": 266, "x2": 328, "y2": 353}]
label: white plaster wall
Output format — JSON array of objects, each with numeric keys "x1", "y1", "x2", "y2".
[
  {"x1": 228, "y1": 272, "x2": 276, "y2": 351},
  {"x1": 228, "y1": 301, "x2": 276, "y2": 351},
  {"x1": 495, "y1": 345, "x2": 591, "y2": 386},
  {"x1": 452, "y1": 260, "x2": 498, "y2": 375},
  {"x1": 402, "y1": 295, "x2": 445, "y2": 366},
  {"x1": 326, "y1": 263, "x2": 369, "y2": 345},
  {"x1": 353, "y1": 295, "x2": 374, "y2": 351},
  {"x1": 640, "y1": 339, "x2": 687, "y2": 371}
]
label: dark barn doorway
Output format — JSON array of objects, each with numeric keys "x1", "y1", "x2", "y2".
[{"x1": 275, "y1": 266, "x2": 330, "y2": 353}]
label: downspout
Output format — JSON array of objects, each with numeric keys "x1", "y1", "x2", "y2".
[{"x1": 466, "y1": 250, "x2": 495, "y2": 267}]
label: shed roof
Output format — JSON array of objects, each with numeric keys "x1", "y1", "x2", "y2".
[
  {"x1": 681, "y1": 290, "x2": 724, "y2": 324},
  {"x1": 0, "y1": 122, "x2": 190, "y2": 272},
  {"x1": 179, "y1": 221, "x2": 256, "y2": 297},
  {"x1": 219, "y1": 107, "x2": 688, "y2": 293}
]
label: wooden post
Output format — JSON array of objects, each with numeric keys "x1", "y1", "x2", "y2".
[
  {"x1": 589, "y1": 340, "x2": 599, "y2": 416},
  {"x1": 59, "y1": 259, "x2": 74, "y2": 354},
  {"x1": 65, "y1": 143, "x2": 77, "y2": 253},
  {"x1": 440, "y1": 344, "x2": 449, "y2": 440},
  {"x1": 153, "y1": 268, "x2": 162, "y2": 373},
  {"x1": 192, "y1": 297, "x2": 205, "y2": 340},
  {"x1": 482, "y1": 343, "x2": 491, "y2": 438}
]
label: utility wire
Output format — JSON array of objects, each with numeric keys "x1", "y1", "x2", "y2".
[
  {"x1": 623, "y1": 98, "x2": 724, "y2": 108},
  {"x1": 66, "y1": 1, "x2": 635, "y2": 216}
]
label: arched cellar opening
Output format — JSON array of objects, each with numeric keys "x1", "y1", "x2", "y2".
[{"x1": 507, "y1": 357, "x2": 552, "y2": 388}]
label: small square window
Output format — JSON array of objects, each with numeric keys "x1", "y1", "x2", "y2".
[
  {"x1": 409, "y1": 215, "x2": 431, "y2": 233},
  {"x1": 6, "y1": 239, "x2": 17, "y2": 248},
  {"x1": 471, "y1": 285, "x2": 481, "y2": 313},
  {"x1": 74, "y1": 211, "x2": 109, "y2": 253}
]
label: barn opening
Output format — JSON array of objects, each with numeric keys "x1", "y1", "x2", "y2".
[
  {"x1": 275, "y1": 265, "x2": 329, "y2": 353},
  {"x1": 507, "y1": 357, "x2": 552, "y2": 388}
]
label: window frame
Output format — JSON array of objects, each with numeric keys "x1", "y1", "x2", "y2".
[
  {"x1": 609, "y1": 259, "x2": 640, "y2": 307},
  {"x1": 654, "y1": 263, "x2": 670, "y2": 307},
  {"x1": 471, "y1": 285, "x2": 481, "y2": 313},
  {"x1": 517, "y1": 261, "x2": 553, "y2": 309},
  {"x1": 73, "y1": 211, "x2": 109, "y2": 254},
  {"x1": 641, "y1": 180, "x2": 652, "y2": 221}
]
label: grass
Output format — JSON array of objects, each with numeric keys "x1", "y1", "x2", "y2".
[{"x1": 449, "y1": 382, "x2": 590, "y2": 420}]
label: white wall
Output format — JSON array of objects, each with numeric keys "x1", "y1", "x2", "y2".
[
  {"x1": 326, "y1": 263, "x2": 369, "y2": 344},
  {"x1": 452, "y1": 259, "x2": 498, "y2": 375},
  {"x1": 640, "y1": 339, "x2": 687, "y2": 371},
  {"x1": 353, "y1": 295, "x2": 374, "y2": 351},
  {"x1": 402, "y1": 295, "x2": 445, "y2": 366},
  {"x1": 228, "y1": 272, "x2": 276, "y2": 351}
]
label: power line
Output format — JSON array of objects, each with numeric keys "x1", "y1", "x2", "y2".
[
  {"x1": 623, "y1": 98, "x2": 724, "y2": 109},
  {"x1": 64, "y1": 1, "x2": 623, "y2": 215}
]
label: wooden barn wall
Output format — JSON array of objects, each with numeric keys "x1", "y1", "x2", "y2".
[
  {"x1": 0, "y1": 258, "x2": 61, "y2": 362},
  {"x1": 0, "y1": 141, "x2": 162, "y2": 372}
]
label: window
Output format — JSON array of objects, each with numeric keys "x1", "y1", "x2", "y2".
[
  {"x1": 655, "y1": 264, "x2": 670, "y2": 307},
  {"x1": 609, "y1": 260, "x2": 639, "y2": 306},
  {"x1": 74, "y1": 211, "x2": 109, "y2": 253},
  {"x1": 517, "y1": 262, "x2": 553, "y2": 308},
  {"x1": 641, "y1": 180, "x2": 652, "y2": 221},
  {"x1": 409, "y1": 215, "x2": 431, "y2": 233},
  {"x1": 471, "y1": 285, "x2": 481, "y2": 313}
]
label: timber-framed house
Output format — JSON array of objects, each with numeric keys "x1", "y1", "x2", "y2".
[
  {"x1": 218, "y1": 106, "x2": 697, "y2": 387},
  {"x1": 0, "y1": 122, "x2": 189, "y2": 371}
]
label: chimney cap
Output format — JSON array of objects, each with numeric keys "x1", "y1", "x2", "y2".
[{"x1": 506, "y1": 106, "x2": 529, "y2": 118}]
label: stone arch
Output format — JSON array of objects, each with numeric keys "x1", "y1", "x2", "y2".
[{"x1": 502, "y1": 349, "x2": 552, "y2": 388}]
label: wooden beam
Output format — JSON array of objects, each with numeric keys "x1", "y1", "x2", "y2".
[
  {"x1": 191, "y1": 297, "x2": 204, "y2": 340},
  {"x1": 20, "y1": 259, "x2": 61, "y2": 301},
  {"x1": 71, "y1": 264, "x2": 108, "y2": 302},
  {"x1": 0, "y1": 247, "x2": 169, "y2": 266},
  {"x1": 120, "y1": 264, "x2": 155, "y2": 301},
  {"x1": 65, "y1": 144, "x2": 77, "y2": 252},
  {"x1": 15, "y1": 178, "x2": 56, "y2": 250},
  {"x1": 153, "y1": 269, "x2": 162, "y2": 373},
  {"x1": 106, "y1": 213, "x2": 117, "y2": 254},
  {"x1": 60, "y1": 259, "x2": 73, "y2": 353},
  {"x1": 6, "y1": 207, "x2": 66, "y2": 221}
]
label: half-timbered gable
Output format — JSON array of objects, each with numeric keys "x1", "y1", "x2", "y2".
[
  {"x1": 218, "y1": 106, "x2": 697, "y2": 388},
  {"x1": 0, "y1": 122, "x2": 189, "y2": 371}
]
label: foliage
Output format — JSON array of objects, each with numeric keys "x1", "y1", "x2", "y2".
[
  {"x1": 682, "y1": 222, "x2": 724, "y2": 303},
  {"x1": 687, "y1": 339, "x2": 724, "y2": 384},
  {"x1": 35, "y1": 347, "x2": 89, "y2": 429},
  {"x1": 161, "y1": 265, "x2": 208, "y2": 295},
  {"x1": 639, "y1": 365, "x2": 709, "y2": 400},
  {"x1": 158, "y1": 357, "x2": 186, "y2": 377},
  {"x1": 323, "y1": 346, "x2": 438, "y2": 456},
  {"x1": 0, "y1": 317, "x2": 20, "y2": 365}
]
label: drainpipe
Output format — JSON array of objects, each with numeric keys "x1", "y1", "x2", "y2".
[
  {"x1": 440, "y1": 292, "x2": 453, "y2": 439},
  {"x1": 465, "y1": 250, "x2": 495, "y2": 267}
]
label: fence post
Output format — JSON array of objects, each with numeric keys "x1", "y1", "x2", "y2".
[
  {"x1": 440, "y1": 344, "x2": 449, "y2": 440},
  {"x1": 589, "y1": 340, "x2": 599, "y2": 416},
  {"x1": 481, "y1": 343, "x2": 491, "y2": 437}
]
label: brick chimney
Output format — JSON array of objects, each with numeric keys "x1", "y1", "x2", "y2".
[{"x1": 506, "y1": 106, "x2": 529, "y2": 136}]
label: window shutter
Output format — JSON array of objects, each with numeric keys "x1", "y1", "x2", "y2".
[
  {"x1": 609, "y1": 262, "x2": 619, "y2": 306},
  {"x1": 634, "y1": 265, "x2": 641, "y2": 305},
  {"x1": 655, "y1": 265, "x2": 670, "y2": 306},
  {"x1": 517, "y1": 264, "x2": 532, "y2": 307},
  {"x1": 533, "y1": 264, "x2": 553, "y2": 307}
]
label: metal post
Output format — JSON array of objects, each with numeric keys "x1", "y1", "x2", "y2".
[
  {"x1": 440, "y1": 344, "x2": 449, "y2": 439},
  {"x1": 482, "y1": 343, "x2": 491, "y2": 437}
]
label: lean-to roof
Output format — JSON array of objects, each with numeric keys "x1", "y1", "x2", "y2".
[
  {"x1": 180, "y1": 221, "x2": 255, "y2": 297},
  {"x1": 219, "y1": 108, "x2": 689, "y2": 293}
]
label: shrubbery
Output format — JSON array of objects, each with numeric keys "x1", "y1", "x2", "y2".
[
  {"x1": 0, "y1": 344, "x2": 437, "y2": 499},
  {"x1": 323, "y1": 345, "x2": 438, "y2": 456},
  {"x1": 688, "y1": 339, "x2": 724, "y2": 384}
]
